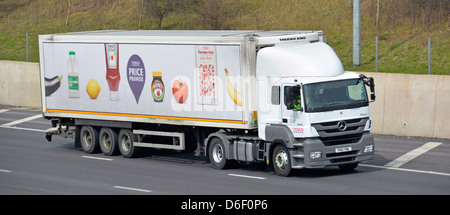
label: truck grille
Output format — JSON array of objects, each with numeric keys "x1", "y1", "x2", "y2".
[
  {"x1": 320, "y1": 133, "x2": 363, "y2": 146},
  {"x1": 311, "y1": 117, "x2": 368, "y2": 146}
]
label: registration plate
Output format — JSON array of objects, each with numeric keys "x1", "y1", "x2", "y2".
[{"x1": 335, "y1": 146, "x2": 352, "y2": 153}]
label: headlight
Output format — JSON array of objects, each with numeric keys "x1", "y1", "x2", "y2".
[
  {"x1": 364, "y1": 119, "x2": 373, "y2": 131},
  {"x1": 309, "y1": 151, "x2": 322, "y2": 159},
  {"x1": 364, "y1": 145, "x2": 374, "y2": 153}
]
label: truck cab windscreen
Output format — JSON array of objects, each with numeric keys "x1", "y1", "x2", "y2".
[{"x1": 304, "y1": 78, "x2": 368, "y2": 112}]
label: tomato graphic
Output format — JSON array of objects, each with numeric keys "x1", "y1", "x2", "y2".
[{"x1": 172, "y1": 80, "x2": 188, "y2": 103}]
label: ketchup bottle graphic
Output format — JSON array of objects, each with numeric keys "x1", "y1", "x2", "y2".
[{"x1": 105, "y1": 44, "x2": 120, "y2": 101}]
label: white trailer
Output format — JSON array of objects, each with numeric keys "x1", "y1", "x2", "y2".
[{"x1": 40, "y1": 30, "x2": 375, "y2": 176}]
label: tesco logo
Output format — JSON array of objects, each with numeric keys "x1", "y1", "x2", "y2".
[{"x1": 293, "y1": 127, "x2": 304, "y2": 133}]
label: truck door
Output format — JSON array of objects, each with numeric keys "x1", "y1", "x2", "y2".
[{"x1": 281, "y1": 84, "x2": 303, "y2": 125}]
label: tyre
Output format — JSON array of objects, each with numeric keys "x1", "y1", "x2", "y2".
[
  {"x1": 208, "y1": 137, "x2": 236, "y2": 169},
  {"x1": 338, "y1": 163, "x2": 359, "y2": 171},
  {"x1": 272, "y1": 145, "x2": 292, "y2": 177},
  {"x1": 80, "y1": 125, "x2": 100, "y2": 154},
  {"x1": 118, "y1": 129, "x2": 139, "y2": 158},
  {"x1": 99, "y1": 127, "x2": 119, "y2": 156}
]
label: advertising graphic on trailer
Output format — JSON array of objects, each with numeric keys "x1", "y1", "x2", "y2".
[{"x1": 42, "y1": 43, "x2": 243, "y2": 121}]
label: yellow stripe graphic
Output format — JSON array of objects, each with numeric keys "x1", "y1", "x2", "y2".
[{"x1": 45, "y1": 109, "x2": 245, "y2": 124}]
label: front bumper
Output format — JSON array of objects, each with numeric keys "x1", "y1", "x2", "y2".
[{"x1": 289, "y1": 132, "x2": 374, "y2": 169}]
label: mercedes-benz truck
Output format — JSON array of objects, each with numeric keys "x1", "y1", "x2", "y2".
[{"x1": 40, "y1": 30, "x2": 375, "y2": 176}]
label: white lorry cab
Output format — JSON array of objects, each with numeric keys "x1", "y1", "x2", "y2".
[{"x1": 40, "y1": 30, "x2": 375, "y2": 176}]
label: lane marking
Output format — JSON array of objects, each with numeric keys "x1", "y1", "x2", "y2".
[
  {"x1": 1, "y1": 114, "x2": 42, "y2": 127},
  {"x1": 81, "y1": 156, "x2": 114, "y2": 161},
  {"x1": 0, "y1": 125, "x2": 46, "y2": 132},
  {"x1": 228, "y1": 173, "x2": 266, "y2": 180},
  {"x1": 114, "y1": 186, "x2": 152, "y2": 193},
  {"x1": 0, "y1": 169, "x2": 12, "y2": 173},
  {"x1": 360, "y1": 164, "x2": 450, "y2": 177},
  {"x1": 384, "y1": 142, "x2": 442, "y2": 168},
  {"x1": 0, "y1": 109, "x2": 10, "y2": 114}
]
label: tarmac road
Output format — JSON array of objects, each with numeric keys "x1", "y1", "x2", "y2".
[{"x1": 1, "y1": 108, "x2": 449, "y2": 195}]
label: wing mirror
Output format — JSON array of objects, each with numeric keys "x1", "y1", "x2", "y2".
[{"x1": 360, "y1": 74, "x2": 376, "y2": 102}]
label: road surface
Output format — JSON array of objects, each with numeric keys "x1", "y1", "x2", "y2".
[{"x1": 1, "y1": 108, "x2": 449, "y2": 195}]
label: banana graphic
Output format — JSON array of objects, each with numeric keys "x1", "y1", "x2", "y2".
[{"x1": 225, "y1": 68, "x2": 242, "y2": 106}]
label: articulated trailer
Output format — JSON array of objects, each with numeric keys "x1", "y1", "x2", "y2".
[{"x1": 40, "y1": 30, "x2": 375, "y2": 176}]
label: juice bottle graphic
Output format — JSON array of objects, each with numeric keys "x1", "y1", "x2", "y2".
[
  {"x1": 105, "y1": 44, "x2": 120, "y2": 101},
  {"x1": 67, "y1": 51, "x2": 80, "y2": 98}
]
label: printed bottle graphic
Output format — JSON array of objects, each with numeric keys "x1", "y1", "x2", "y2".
[
  {"x1": 105, "y1": 44, "x2": 120, "y2": 101},
  {"x1": 67, "y1": 51, "x2": 80, "y2": 98}
]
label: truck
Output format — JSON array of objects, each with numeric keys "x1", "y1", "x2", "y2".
[{"x1": 39, "y1": 30, "x2": 376, "y2": 176}]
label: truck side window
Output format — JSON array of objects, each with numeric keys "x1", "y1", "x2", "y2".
[
  {"x1": 271, "y1": 86, "x2": 280, "y2": 105},
  {"x1": 284, "y1": 86, "x2": 301, "y2": 110}
]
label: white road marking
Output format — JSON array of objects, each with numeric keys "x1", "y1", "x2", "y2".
[
  {"x1": 0, "y1": 109, "x2": 10, "y2": 114},
  {"x1": 228, "y1": 173, "x2": 266, "y2": 180},
  {"x1": 0, "y1": 125, "x2": 46, "y2": 132},
  {"x1": 0, "y1": 169, "x2": 12, "y2": 173},
  {"x1": 360, "y1": 164, "x2": 450, "y2": 177},
  {"x1": 81, "y1": 156, "x2": 114, "y2": 161},
  {"x1": 114, "y1": 186, "x2": 152, "y2": 193},
  {"x1": 384, "y1": 142, "x2": 442, "y2": 168},
  {"x1": 1, "y1": 114, "x2": 42, "y2": 127}
]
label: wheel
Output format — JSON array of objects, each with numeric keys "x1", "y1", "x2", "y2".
[
  {"x1": 208, "y1": 137, "x2": 236, "y2": 169},
  {"x1": 99, "y1": 127, "x2": 119, "y2": 156},
  {"x1": 338, "y1": 163, "x2": 359, "y2": 171},
  {"x1": 80, "y1": 126, "x2": 100, "y2": 154},
  {"x1": 118, "y1": 129, "x2": 139, "y2": 158},
  {"x1": 273, "y1": 145, "x2": 292, "y2": 177}
]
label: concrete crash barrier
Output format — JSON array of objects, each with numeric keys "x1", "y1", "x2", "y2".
[
  {"x1": 0, "y1": 61, "x2": 448, "y2": 139},
  {"x1": 0, "y1": 60, "x2": 41, "y2": 108},
  {"x1": 361, "y1": 72, "x2": 450, "y2": 139}
]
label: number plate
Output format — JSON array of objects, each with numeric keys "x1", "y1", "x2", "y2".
[{"x1": 335, "y1": 146, "x2": 352, "y2": 153}]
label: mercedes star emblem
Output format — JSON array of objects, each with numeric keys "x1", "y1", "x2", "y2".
[{"x1": 337, "y1": 121, "x2": 347, "y2": 131}]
